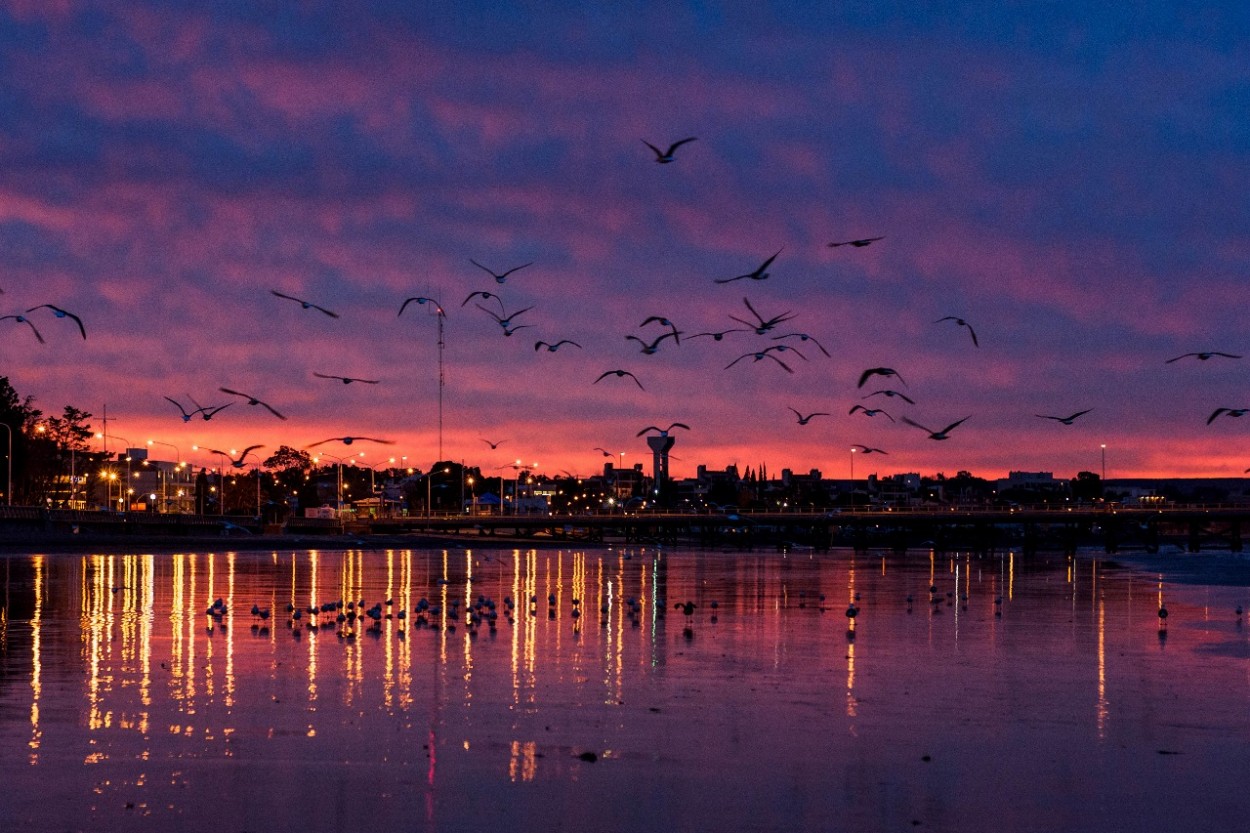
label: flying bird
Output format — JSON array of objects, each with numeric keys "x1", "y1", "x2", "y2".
[
  {"x1": 849, "y1": 404, "x2": 895, "y2": 422},
  {"x1": 187, "y1": 396, "x2": 232, "y2": 420},
  {"x1": 307, "y1": 436, "x2": 396, "y2": 448},
  {"x1": 789, "y1": 408, "x2": 831, "y2": 425},
  {"x1": 828, "y1": 237, "x2": 884, "y2": 248},
  {"x1": 482, "y1": 438, "x2": 506, "y2": 450},
  {"x1": 857, "y1": 367, "x2": 906, "y2": 388},
  {"x1": 726, "y1": 347, "x2": 796, "y2": 374},
  {"x1": 594, "y1": 369, "x2": 645, "y2": 390},
  {"x1": 1208, "y1": 408, "x2": 1250, "y2": 425},
  {"x1": 730, "y1": 297, "x2": 796, "y2": 335},
  {"x1": 462, "y1": 290, "x2": 505, "y2": 310},
  {"x1": 715, "y1": 250, "x2": 782, "y2": 284},
  {"x1": 219, "y1": 388, "x2": 287, "y2": 420},
  {"x1": 476, "y1": 303, "x2": 533, "y2": 330},
  {"x1": 851, "y1": 444, "x2": 888, "y2": 454},
  {"x1": 626, "y1": 331, "x2": 680, "y2": 354},
  {"x1": 26, "y1": 304, "x2": 86, "y2": 339},
  {"x1": 1, "y1": 314, "x2": 43, "y2": 343},
  {"x1": 688, "y1": 328, "x2": 747, "y2": 342},
  {"x1": 534, "y1": 339, "x2": 582, "y2": 352},
  {"x1": 469, "y1": 259, "x2": 532, "y2": 284},
  {"x1": 640, "y1": 316, "x2": 681, "y2": 344},
  {"x1": 936, "y1": 316, "x2": 979, "y2": 347},
  {"x1": 593, "y1": 447, "x2": 613, "y2": 457},
  {"x1": 313, "y1": 372, "x2": 380, "y2": 385},
  {"x1": 863, "y1": 389, "x2": 915, "y2": 405},
  {"x1": 164, "y1": 396, "x2": 203, "y2": 423},
  {"x1": 1166, "y1": 352, "x2": 1242, "y2": 363},
  {"x1": 208, "y1": 446, "x2": 264, "y2": 468},
  {"x1": 772, "y1": 332, "x2": 830, "y2": 357},
  {"x1": 271, "y1": 290, "x2": 338, "y2": 318},
  {"x1": 1036, "y1": 409, "x2": 1092, "y2": 425},
  {"x1": 398, "y1": 296, "x2": 446, "y2": 317},
  {"x1": 636, "y1": 423, "x2": 690, "y2": 437},
  {"x1": 641, "y1": 136, "x2": 697, "y2": 163},
  {"x1": 902, "y1": 415, "x2": 970, "y2": 440}
]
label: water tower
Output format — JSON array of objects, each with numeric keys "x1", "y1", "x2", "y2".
[{"x1": 639, "y1": 422, "x2": 687, "y2": 507}]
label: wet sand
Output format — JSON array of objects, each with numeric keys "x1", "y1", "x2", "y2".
[{"x1": 1, "y1": 546, "x2": 1248, "y2": 832}]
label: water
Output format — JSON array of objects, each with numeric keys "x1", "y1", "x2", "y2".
[{"x1": 2, "y1": 546, "x2": 1249, "y2": 832}]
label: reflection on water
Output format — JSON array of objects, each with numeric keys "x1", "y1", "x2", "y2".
[{"x1": 2, "y1": 547, "x2": 1250, "y2": 831}]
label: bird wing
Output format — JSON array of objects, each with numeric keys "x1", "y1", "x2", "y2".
[
  {"x1": 1066, "y1": 409, "x2": 1092, "y2": 421},
  {"x1": 725, "y1": 354, "x2": 750, "y2": 369},
  {"x1": 164, "y1": 396, "x2": 190, "y2": 417},
  {"x1": 534, "y1": 341, "x2": 548, "y2": 351},
  {"x1": 714, "y1": 274, "x2": 746, "y2": 284},
  {"x1": 666, "y1": 137, "x2": 697, "y2": 154},
  {"x1": 499, "y1": 263, "x2": 532, "y2": 278},
  {"x1": 940, "y1": 416, "x2": 971, "y2": 434},
  {"x1": 667, "y1": 422, "x2": 691, "y2": 432},
  {"x1": 271, "y1": 290, "x2": 300, "y2": 303},
  {"x1": 219, "y1": 387, "x2": 250, "y2": 399},
  {"x1": 641, "y1": 139, "x2": 664, "y2": 158},
  {"x1": 757, "y1": 249, "x2": 782, "y2": 272},
  {"x1": 475, "y1": 303, "x2": 505, "y2": 323},
  {"x1": 1164, "y1": 354, "x2": 1194, "y2": 363},
  {"x1": 469, "y1": 259, "x2": 500, "y2": 278},
  {"x1": 901, "y1": 416, "x2": 934, "y2": 434},
  {"x1": 967, "y1": 325, "x2": 978, "y2": 347},
  {"x1": 636, "y1": 426, "x2": 663, "y2": 437},
  {"x1": 257, "y1": 399, "x2": 287, "y2": 420},
  {"x1": 1208, "y1": 408, "x2": 1229, "y2": 425},
  {"x1": 740, "y1": 297, "x2": 764, "y2": 325},
  {"x1": 857, "y1": 368, "x2": 878, "y2": 388},
  {"x1": 764, "y1": 353, "x2": 794, "y2": 373},
  {"x1": 310, "y1": 303, "x2": 339, "y2": 318},
  {"x1": 239, "y1": 445, "x2": 264, "y2": 460}
]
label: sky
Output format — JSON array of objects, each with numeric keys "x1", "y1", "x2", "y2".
[{"x1": 1, "y1": 1, "x2": 1248, "y2": 482}]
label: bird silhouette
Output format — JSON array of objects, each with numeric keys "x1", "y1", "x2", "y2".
[
  {"x1": 640, "y1": 316, "x2": 681, "y2": 344},
  {"x1": 1, "y1": 314, "x2": 43, "y2": 343},
  {"x1": 863, "y1": 389, "x2": 915, "y2": 405},
  {"x1": 849, "y1": 404, "x2": 895, "y2": 421},
  {"x1": 789, "y1": 407, "x2": 830, "y2": 425},
  {"x1": 1166, "y1": 351, "x2": 1242, "y2": 363},
  {"x1": 726, "y1": 348, "x2": 795, "y2": 374},
  {"x1": 626, "y1": 331, "x2": 680, "y2": 354},
  {"x1": 187, "y1": 395, "x2": 231, "y2": 420},
  {"x1": 307, "y1": 436, "x2": 395, "y2": 448},
  {"x1": 219, "y1": 388, "x2": 287, "y2": 420},
  {"x1": 642, "y1": 137, "x2": 697, "y2": 163},
  {"x1": 902, "y1": 415, "x2": 970, "y2": 440},
  {"x1": 271, "y1": 290, "x2": 338, "y2": 318},
  {"x1": 462, "y1": 290, "x2": 505, "y2": 310},
  {"x1": 715, "y1": 250, "x2": 782, "y2": 284},
  {"x1": 469, "y1": 259, "x2": 532, "y2": 284},
  {"x1": 858, "y1": 367, "x2": 906, "y2": 388},
  {"x1": 398, "y1": 296, "x2": 446, "y2": 317},
  {"x1": 500, "y1": 323, "x2": 532, "y2": 336},
  {"x1": 313, "y1": 372, "x2": 380, "y2": 385},
  {"x1": 828, "y1": 236, "x2": 884, "y2": 248},
  {"x1": 772, "y1": 332, "x2": 830, "y2": 357},
  {"x1": 936, "y1": 316, "x2": 978, "y2": 347},
  {"x1": 26, "y1": 304, "x2": 86, "y2": 339},
  {"x1": 482, "y1": 438, "x2": 506, "y2": 449},
  {"x1": 164, "y1": 396, "x2": 202, "y2": 422},
  {"x1": 594, "y1": 369, "x2": 644, "y2": 390},
  {"x1": 688, "y1": 328, "x2": 747, "y2": 341},
  {"x1": 729, "y1": 297, "x2": 796, "y2": 334},
  {"x1": 1208, "y1": 408, "x2": 1250, "y2": 425},
  {"x1": 1036, "y1": 409, "x2": 1092, "y2": 425},
  {"x1": 209, "y1": 445, "x2": 264, "y2": 468},
  {"x1": 852, "y1": 444, "x2": 888, "y2": 454},
  {"x1": 593, "y1": 447, "x2": 613, "y2": 457},
  {"x1": 636, "y1": 423, "x2": 690, "y2": 437},
  {"x1": 534, "y1": 339, "x2": 582, "y2": 352},
  {"x1": 476, "y1": 303, "x2": 533, "y2": 331}
]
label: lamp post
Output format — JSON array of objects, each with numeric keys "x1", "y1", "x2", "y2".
[
  {"x1": 0, "y1": 422, "x2": 10, "y2": 506},
  {"x1": 850, "y1": 446, "x2": 856, "y2": 488},
  {"x1": 110, "y1": 434, "x2": 134, "y2": 513},
  {"x1": 147, "y1": 439, "x2": 182, "y2": 512},
  {"x1": 312, "y1": 453, "x2": 349, "y2": 516},
  {"x1": 1100, "y1": 443, "x2": 1106, "y2": 483}
]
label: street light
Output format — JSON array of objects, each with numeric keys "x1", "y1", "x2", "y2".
[
  {"x1": 109, "y1": 434, "x2": 135, "y2": 513},
  {"x1": 312, "y1": 452, "x2": 352, "y2": 516},
  {"x1": 147, "y1": 439, "x2": 182, "y2": 513},
  {"x1": 1101, "y1": 444, "x2": 1107, "y2": 484}
]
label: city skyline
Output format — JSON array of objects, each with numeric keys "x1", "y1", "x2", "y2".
[{"x1": 2, "y1": 3, "x2": 1248, "y2": 480}]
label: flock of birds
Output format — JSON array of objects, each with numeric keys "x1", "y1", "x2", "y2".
[{"x1": 5, "y1": 136, "x2": 1248, "y2": 476}]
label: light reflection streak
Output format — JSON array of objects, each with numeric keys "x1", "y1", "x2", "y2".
[
  {"x1": 225, "y1": 552, "x2": 235, "y2": 708},
  {"x1": 1097, "y1": 596, "x2": 1108, "y2": 739},
  {"x1": 28, "y1": 555, "x2": 42, "y2": 762}
]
